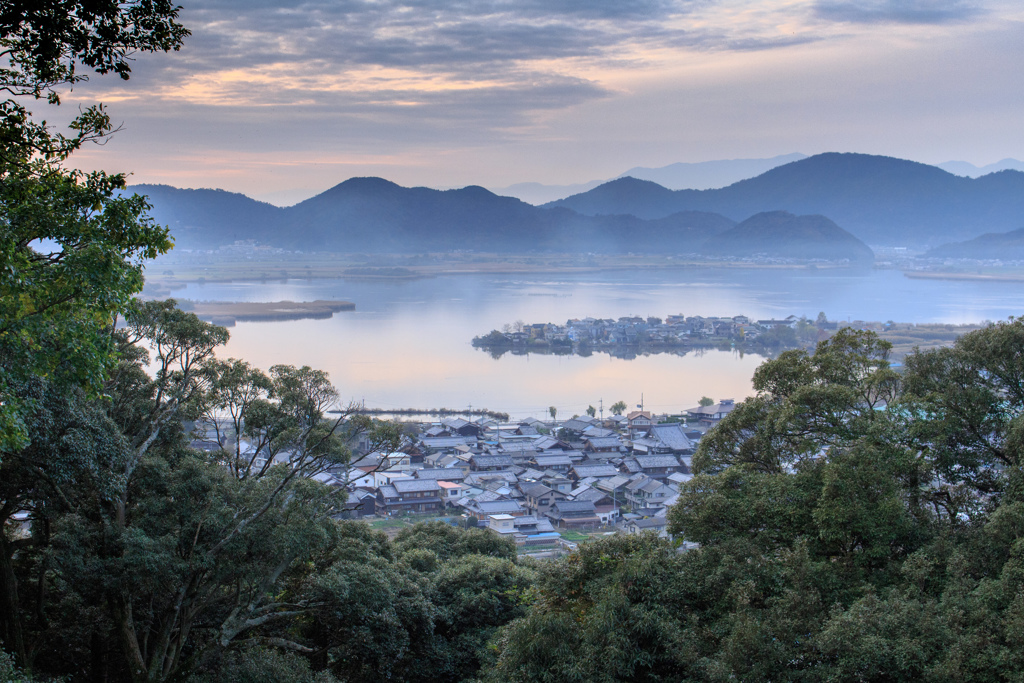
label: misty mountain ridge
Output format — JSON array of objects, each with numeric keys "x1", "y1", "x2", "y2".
[
  {"x1": 545, "y1": 153, "x2": 1024, "y2": 246},
  {"x1": 132, "y1": 175, "x2": 871, "y2": 262}
]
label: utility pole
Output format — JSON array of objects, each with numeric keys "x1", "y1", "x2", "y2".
[{"x1": 599, "y1": 398, "x2": 604, "y2": 420}]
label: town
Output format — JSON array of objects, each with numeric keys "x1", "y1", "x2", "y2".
[{"x1": 200, "y1": 401, "x2": 741, "y2": 554}]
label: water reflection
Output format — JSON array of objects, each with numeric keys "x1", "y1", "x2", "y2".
[{"x1": 165, "y1": 268, "x2": 1024, "y2": 420}]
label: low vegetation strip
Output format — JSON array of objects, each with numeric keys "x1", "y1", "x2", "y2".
[{"x1": 176, "y1": 299, "x2": 355, "y2": 326}]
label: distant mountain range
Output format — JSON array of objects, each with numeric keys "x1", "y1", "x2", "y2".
[
  {"x1": 135, "y1": 180, "x2": 741, "y2": 255},
  {"x1": 132, "y1": 151, "x2": 1024, "y2": 259},
  {"x1": 133, "y1": 176, "x2": 871, "y2": 262},
  {"x1": 937, "y1": 158, "x2": 1024, "y2": 178},
  {"x1": 545, "y1": 153, "x2": 1024, "y2": 247}
]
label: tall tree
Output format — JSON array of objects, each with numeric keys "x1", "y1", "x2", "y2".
[{"x1": 0, "y1": 0, "x2": 187, "y2": 453}]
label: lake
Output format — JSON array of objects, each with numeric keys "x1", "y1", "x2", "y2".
[{"x1": 165, "y1": 266, "x2": 1024, "y2": 421}]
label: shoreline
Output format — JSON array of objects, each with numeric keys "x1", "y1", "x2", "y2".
[{"x1": 143, "y1": 254, "x2": 868, "y2": 288}]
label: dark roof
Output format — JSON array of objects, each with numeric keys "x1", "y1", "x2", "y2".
[
  {"x1": 393, "y1": 479, "x2": 441, "y2": 493},
  {"x1": 649, "y1": 424, "x2": 692, "y2": 451},
  {"x1": 585, "y1": 436, "x2": 623, "y2": 449},
  {"x1": 636, "y1": 455, "x2": 681, "y2": 469},
  {"x1": 553, "y1": 499, "x2": 597, "y2": 513},
  {"x1": 472, "y1": 500, "x2": 524, "y2": 514},
  {"x1": 421, "y1": 436, "x2": 475, "y2": 448},
  {"x1": 471, "y1": 454, "x2": 515, "y2": 467},
  {"x1": 533, "y1": 455, "x2": 572, "y2": 467},
  {"x1": 571, "y1": 464, "x2": 621, "y2": 478},
  {"x1": 415, "y1": 468, "x2": 466, "y2": 480},
  {"x1": 521, "y1": 483, "x2": 553, "y2": 498}
]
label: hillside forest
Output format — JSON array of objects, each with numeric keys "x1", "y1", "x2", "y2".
[{"x1": 3, "y1": 3, "x2": 1024, "y2": 682}]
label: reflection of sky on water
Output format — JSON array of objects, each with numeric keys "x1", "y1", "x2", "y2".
[{"x1": 166, "y1": 268, "x2": 1024, "y2": 419}]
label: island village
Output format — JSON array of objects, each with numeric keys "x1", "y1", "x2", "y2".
[
  {"x1": 193, "y1": 401, "x2": 738, "y2": 555},
  {"x1": 473, "y1": 312, "x2": 824, "y2": 357}
]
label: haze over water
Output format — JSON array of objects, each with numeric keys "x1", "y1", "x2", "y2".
[{"x1": 167, "y1": 267, "x2": 1024, "y2": 420}]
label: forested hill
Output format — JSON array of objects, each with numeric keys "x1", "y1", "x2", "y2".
[
  {"x1": 545, "y1": 152, "x2": 1024, "y2": 247},
  {"x1": 700, "y1": 211, "x2": 875, "y2": 262}
]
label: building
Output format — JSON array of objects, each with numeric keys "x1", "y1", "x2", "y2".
[{"x1": 375, "y1": 479, "x2": 444, "y2": 515}]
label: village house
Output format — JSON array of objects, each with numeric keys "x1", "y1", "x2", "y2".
[
  {"x1": 462, "y1": 498, "x2": 526, "y2": 521},
  {"x1": 685, "y1": 399, "x2": 736, "y2": 424},
  {"x1": 547, "y1": 499, "x2": 601, "y2": 530},
  {"x1": 624, "y1": 476, "x2": 676, "y2": 514},
  {"x1": 520, "y1": 482, "x2": 566, "y2": 517},
  {"x1": 570, "y1": 463, "x2": 621, "y2": 482},
  {"x1": 633, "y1": 454, "x2": 686, "y2": 480},
  {"x1": 626, "y1": 410, "x2": 654, "y2": 438},
  {"x1": 469, "y1": 453, "x2": 515, "y2": 472},
  {"x1": 375, "y1": 478, "x2": 444, "y2": 516},
  {"x1": 624, "y1": 516, "x2": 669, "y2": 537}
]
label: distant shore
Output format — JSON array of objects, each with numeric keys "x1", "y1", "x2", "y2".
[
  {"x1": 903, "y1": 270, "x2": 1024, "y2": 283},
  {"x1": 142, "y1": 252, "x2": 865, "y2": 288}
]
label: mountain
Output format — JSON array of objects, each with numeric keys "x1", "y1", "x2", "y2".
[
  {"x1": 618, "y1": 153, "x2": 807, "y2": 190},
  {"x1": 938, "y1": 158, "x2": 1024, "y2": 177},
  {"x1": 133, "y1": 179, "x2": 743, "y2": 255},
  {"x1": 925, "y1": 227, "x2": 1024, "y2": 260},
  {"x1": 545, "y1": 153, "x2": 1024, "y2": 247},
  {"x1": 700, "y1": 211, "x2": 874, "y2": 262},
  {"x1": 130, "y1": 185, "x2": 284, "y2": 248}
]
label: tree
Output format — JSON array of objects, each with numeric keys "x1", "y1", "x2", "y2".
[
  {"x1": 610, "y1": 401, "x2": 627, "y2": 415},
  {"x1": 484, "y1": 535, "x2": 688, "y2": 682},
  {"x1": 699, "y1": 396, "x2": 714, "y2": 407},
  {"x1": 586, "y1": 405, "x2": 597, "y2": 418},
  {"x1": 0, "y1": 0, "x2": 187, "y2": 454},
  {"x1": 548, "y1": 406, "x2": 557, "y2": 420}
]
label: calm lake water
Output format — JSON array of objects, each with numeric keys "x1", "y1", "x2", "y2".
[{"x1": 165, "y1": 267, "x2": 1024, "y2": 421}]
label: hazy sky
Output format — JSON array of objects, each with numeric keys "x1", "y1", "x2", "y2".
[{"x1": 58, "y1": 0, "x2": 1024, "y2": 204}]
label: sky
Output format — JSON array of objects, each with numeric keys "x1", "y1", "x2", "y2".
[{"x1": 57, "y1": 0, "x2": 1024, "y2": 205}]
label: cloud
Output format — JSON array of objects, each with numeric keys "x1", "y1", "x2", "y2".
[{"x1": 815, "y1": 0, "x2": 985, "y2": 24}]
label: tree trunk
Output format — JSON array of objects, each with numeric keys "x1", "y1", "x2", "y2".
[{"x1": 0, "y1": 531, "x2": 27, "y2": 667}]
